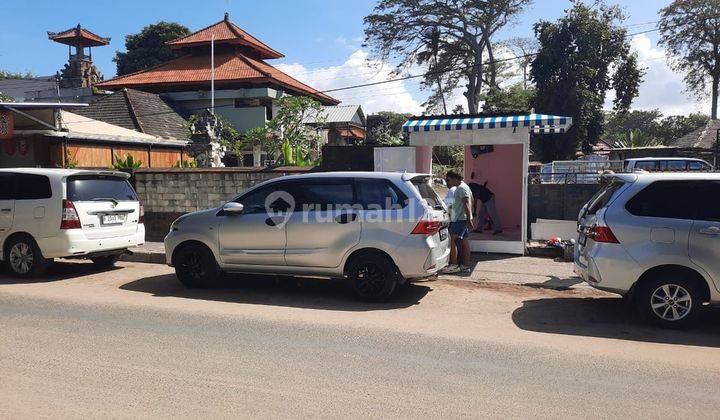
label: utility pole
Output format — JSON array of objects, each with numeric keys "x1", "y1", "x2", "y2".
[{"x1": 211, "y1": 34, "x2": 215, "y2": 115}]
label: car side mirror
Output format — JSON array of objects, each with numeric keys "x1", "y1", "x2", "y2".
[{"x1": 222, "y1": 202, "x2": 244, "y2": 214}]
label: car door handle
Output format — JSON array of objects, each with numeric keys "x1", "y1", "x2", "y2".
[
  {"x1": 265, "y1": 217, "x2": 277, "y2": 227},
  {"x1": 335, "y1": 213, "x2": 357, "y2": 224},
  {"x1": 0, "y1": 208, "x2": 11, "y2": 212},
  {"x1": 699, "y1": 226, "x2": 720, "y2": 235}
]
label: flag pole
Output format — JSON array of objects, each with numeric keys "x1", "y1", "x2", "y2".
[{"x1": 211, "y1": 34, "x2": 215, "y2": 115}]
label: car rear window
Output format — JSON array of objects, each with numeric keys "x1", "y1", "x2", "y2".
[
  {"x1": 67, "y1": 176, "x2": 138, "y2": 202},
  {"x1": 356, "y1": 178, "x2": 407, "y2": 209},
  {"x1": 626, "y1": 180, "x2": 708, "y2": 220},
  {"x1": 411, "y1": 178, "x2": 443, "y2": 210},
  {"x1": 586, "y1": 178, "x2": 625, "y2": 215}
]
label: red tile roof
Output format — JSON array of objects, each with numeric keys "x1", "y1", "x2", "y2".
[
  {"x1": 95, "y1": 51, "x2": 339, "y2": 105},
  {"x1": 48, "y1": 25, "x2": 110, "y2": 47},
  {"x1": 166, "y1": 14, "x2": 283, "y2": 59},
  {"x1": 337, "y1": 127, "x2": 366, "y2": 139}
]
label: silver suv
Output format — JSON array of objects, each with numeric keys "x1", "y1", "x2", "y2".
[
  {"x1": 575, "y1": 172, "x2": 720, "y2": 327},
  {"x1": 165, "y1": 172, "x2": 450, "y2": 301}
]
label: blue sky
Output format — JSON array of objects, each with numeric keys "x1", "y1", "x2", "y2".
[{"x1": 1, "y1": 0, "x2": 707, "y2": 115}]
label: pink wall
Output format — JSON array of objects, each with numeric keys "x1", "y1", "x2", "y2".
[
  {"x1": 415, "y1": 146, "x2": 433, "y2": 173},
  {"x1": 464, "y1": 144, "x2": 523, "y2": 230}
]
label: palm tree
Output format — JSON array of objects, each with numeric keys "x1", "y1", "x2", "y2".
[{"x1": 612, "y1": 129, "x2": 662, "y2": 149}]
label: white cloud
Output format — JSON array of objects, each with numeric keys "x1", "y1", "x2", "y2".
[
  {"x1": 606, "y1": 34, "x2": 710, "y2": 116},
  {"x1": 276, "y1": 49, "x2": 423, "y2": 114}
]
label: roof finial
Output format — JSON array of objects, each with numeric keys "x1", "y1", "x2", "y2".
[{"x1": 224, "y1": 12, "x2": 230, "y2": 21}]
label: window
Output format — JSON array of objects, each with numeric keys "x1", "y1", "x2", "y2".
[
  {"x1": 634, "y1": 161, "x2": 657, "y2": 171},
  {"x1": 666, "y1": 161, "x2": 687, "y2": 171},
  {"x1": 586, "y1": 179, "x2": 625, "y2": 215},
  {"x1": 688, "y1": 161, "x2": 709, "y2": 171},
  {"x1": 356, "y1": 178, "x2": 407, "y2": 209},
  {"x1": 295, "y1": 180, "x2": 355, "y2": 210},
  {"x1": 67, "y1": 176, "x2": 137, "y2": 202},
  {"x1": 0, "y1": 173, "x2": 13, "y2": 200},
  {"x1": 14, "y1": 174, "x2": 52, "y2": 200},
  {"x1": 626, "y1": 181, "x2": 702, "y2": 220},
  {"x1": 411, "y1": 178, "x2": 444, "y2": 210},
  {"x1": 695, "y1": 181, "x2": 720, "y2": 221},
  {"x1": 236, "y1": 181, "x2": 296, "y2": 214}
]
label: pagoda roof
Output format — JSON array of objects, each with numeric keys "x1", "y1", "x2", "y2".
[
  {"x1": 95, "y1": 50, "x2": 339, "y2": 105},
  {"x1": 166, "y1": 13, "x2": 284, "y2": 59},
  {"x1": 48, "y1": 25, "x2": 110, "y2": 47}
]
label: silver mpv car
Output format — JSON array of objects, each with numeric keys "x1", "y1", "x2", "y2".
[
  {"x1": 165, "y1": 172, "x2": 450, "y2": 301},
  {"x1": 575, "y1": 172, "x2": 720, "y2": 327}
]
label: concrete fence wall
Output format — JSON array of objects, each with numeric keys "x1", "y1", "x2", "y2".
[
  {"x1": 134, "y1": 167, "x2": 311, "y2": 241},
  {"x1": 528, "y1": 183, "x2": 600, "y2": 222}
]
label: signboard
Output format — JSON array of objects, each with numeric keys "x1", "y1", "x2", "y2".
[{"x1": 0, "y1": 111, "x2": 13, "y2": 140}]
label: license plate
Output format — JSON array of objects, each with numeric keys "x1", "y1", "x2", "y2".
[
  {"x1": 439, "y1": 228, "x2": 448, "y2": 241},
  {"x1": 578, "y1": 233, "x2": 586, "y2": 246},
  {"x1": 102, "y1": 214, "x2": 126, "y2": 225}
]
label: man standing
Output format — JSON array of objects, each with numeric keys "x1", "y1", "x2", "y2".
[
  {"x1": 443, "y1": 170, "x2": 473, "y2": 274},
  {"x1": 469, "y1": 181, "x2": 503, "y2": 235}
]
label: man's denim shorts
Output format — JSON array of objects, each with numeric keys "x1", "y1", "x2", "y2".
[{"x1": 449, "y1": 220, "x2": 470, "y2": 239}]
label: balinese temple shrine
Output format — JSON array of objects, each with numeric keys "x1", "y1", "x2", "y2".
[{"x1": 48, "y1": 25, "x2": 110, "y2": 88}]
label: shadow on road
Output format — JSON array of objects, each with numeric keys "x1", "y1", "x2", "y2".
[
  {"x1": 512, "y1": 296, "x2": 720, "y2": 348},
  {"x1": 0, "y1": 260, "x2": 122, "y2": 284},
  {"x1": 120, "y1": 273, "x2": 431, "y2": 312},
  {"x1": 521, "y1": 276, "x2": 584, "y2": 291}
]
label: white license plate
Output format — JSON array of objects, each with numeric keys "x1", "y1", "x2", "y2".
[{"x1": 102, "y1": 214, "x2": 126, "y2": 225}]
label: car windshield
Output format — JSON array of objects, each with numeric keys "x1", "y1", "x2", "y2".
[{"x1": 67, "y1": 176, "x2": 138, "y2": 202}]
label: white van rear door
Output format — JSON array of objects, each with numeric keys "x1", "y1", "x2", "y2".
[{"x1": 66, "y1": 175, "x2": 140, "y2": 240}]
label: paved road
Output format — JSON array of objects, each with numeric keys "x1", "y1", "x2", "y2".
[{"x1": 1, "y1": 261, "x2": 719, "y2": 418}]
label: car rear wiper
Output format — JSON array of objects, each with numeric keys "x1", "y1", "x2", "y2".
[{"x1": 91, "y1": 197, "x2": 119, "y2": 206}]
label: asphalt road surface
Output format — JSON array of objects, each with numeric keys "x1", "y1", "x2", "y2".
[{"x1": 1, "y1": 261, "x2": 719, "y2": 418}]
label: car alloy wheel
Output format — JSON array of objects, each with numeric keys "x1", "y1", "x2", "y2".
[
  {"x1": 9, "y1": 242, "x2": 34, "y2": 275},
  {"x1": 355, "y1": 262, "x2": 386, "y2": 297},
  {"x1": 180, "y1": 253, "x2": 205, "y2": 280},
  {"x1": 650, "y1": 283, "x2": 692, "y2": 322}
]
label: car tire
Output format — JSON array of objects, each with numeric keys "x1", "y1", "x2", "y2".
[
  {"x1": 348, "y1": 253, "x2": 398, "y2": 302},
  {"x1": 91, "y1": 254, "x2": 122, "y2": 268},
  {"x1": 174, "y1": 243, "x2": 222, "y2": 288},
  {"x1": 5, "y1": 236, "x2": 48, "y2": 278},
  {"x1": 637, "y1": 273, "x2": 703, "y2": 329}
]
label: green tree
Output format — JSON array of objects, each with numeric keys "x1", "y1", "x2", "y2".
[
  {"x1": 604, "y1": 109, "x2": 663, "y2": 144},
  {"x1": 0, "y1": 70, "x2": 34, "y2": 80},
  {"x1": 366, "y1": 111, "x2": 410, "y2": 146},
  {"x1": 659, "y1": 0, "x2": 720, "y2": 119},
  {"x1": 364, "y1": 0, "x2": 532, "y2": 114},
  {"x1": 530, "y1": 1, "x2": 644, "y2": 162},
  {"x1": 114, "y1": 22, "x2": 191, "y2": 76},
  {"x1": 656, "y1": 113, "x2": 709, "y2": 143},
  {"x1": 481, "y1": 83, "x2": 536, "y2": 114}
]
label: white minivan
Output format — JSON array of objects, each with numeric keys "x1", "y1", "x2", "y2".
[{"x1": 0, "y1": 168, "x2": 145, "y2": 277}]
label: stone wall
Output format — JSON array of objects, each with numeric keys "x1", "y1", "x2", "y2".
[
  {"x1": 134, "y1": 167, "x2": 311, "y2": 241},
  {"x1": 528, "y1": 183, "x2": 600, "y2": 222}
]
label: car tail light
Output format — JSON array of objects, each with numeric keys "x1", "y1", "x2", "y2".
[
  {"x1": 61, "y1": 199, "x2": 81, "y2": 229},
  {"x1": 412, "y1": 219, "x2": 441, "y2": 235},
  {"x1": 139, "y1": 201, "x2": 145, "y2": 224},
  {"x1": 588, "y1": 226, "x2": 619, "y2": 244}
]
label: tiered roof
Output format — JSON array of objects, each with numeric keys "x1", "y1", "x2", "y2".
[
  {"x1": 166, "y1": 13, "x2": 283, "y2": 59},
  {"x1": 48, "y1": 25, "x2": 110, "y2": 47},
  {"x1": 95, "y1": 14, "x2": 338, "y2": 105}
]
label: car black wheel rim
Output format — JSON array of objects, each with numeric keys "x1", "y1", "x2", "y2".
[
  {"x1": 181, "y1": 253, "x2": 205, "y2": 279},
  {"x1": 355, "y1": 263, "x2": 386, "y2": 296},
  {"x1": 9, "y1": 242, "x2": 33, "y2": 274},
  {"x1": 650, "y1": 283, "x2": 692, "y2": 321}
]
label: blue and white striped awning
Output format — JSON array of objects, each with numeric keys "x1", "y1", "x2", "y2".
[{"x1": 402, "y1": 114, "x2": 572, "y2": 133}]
